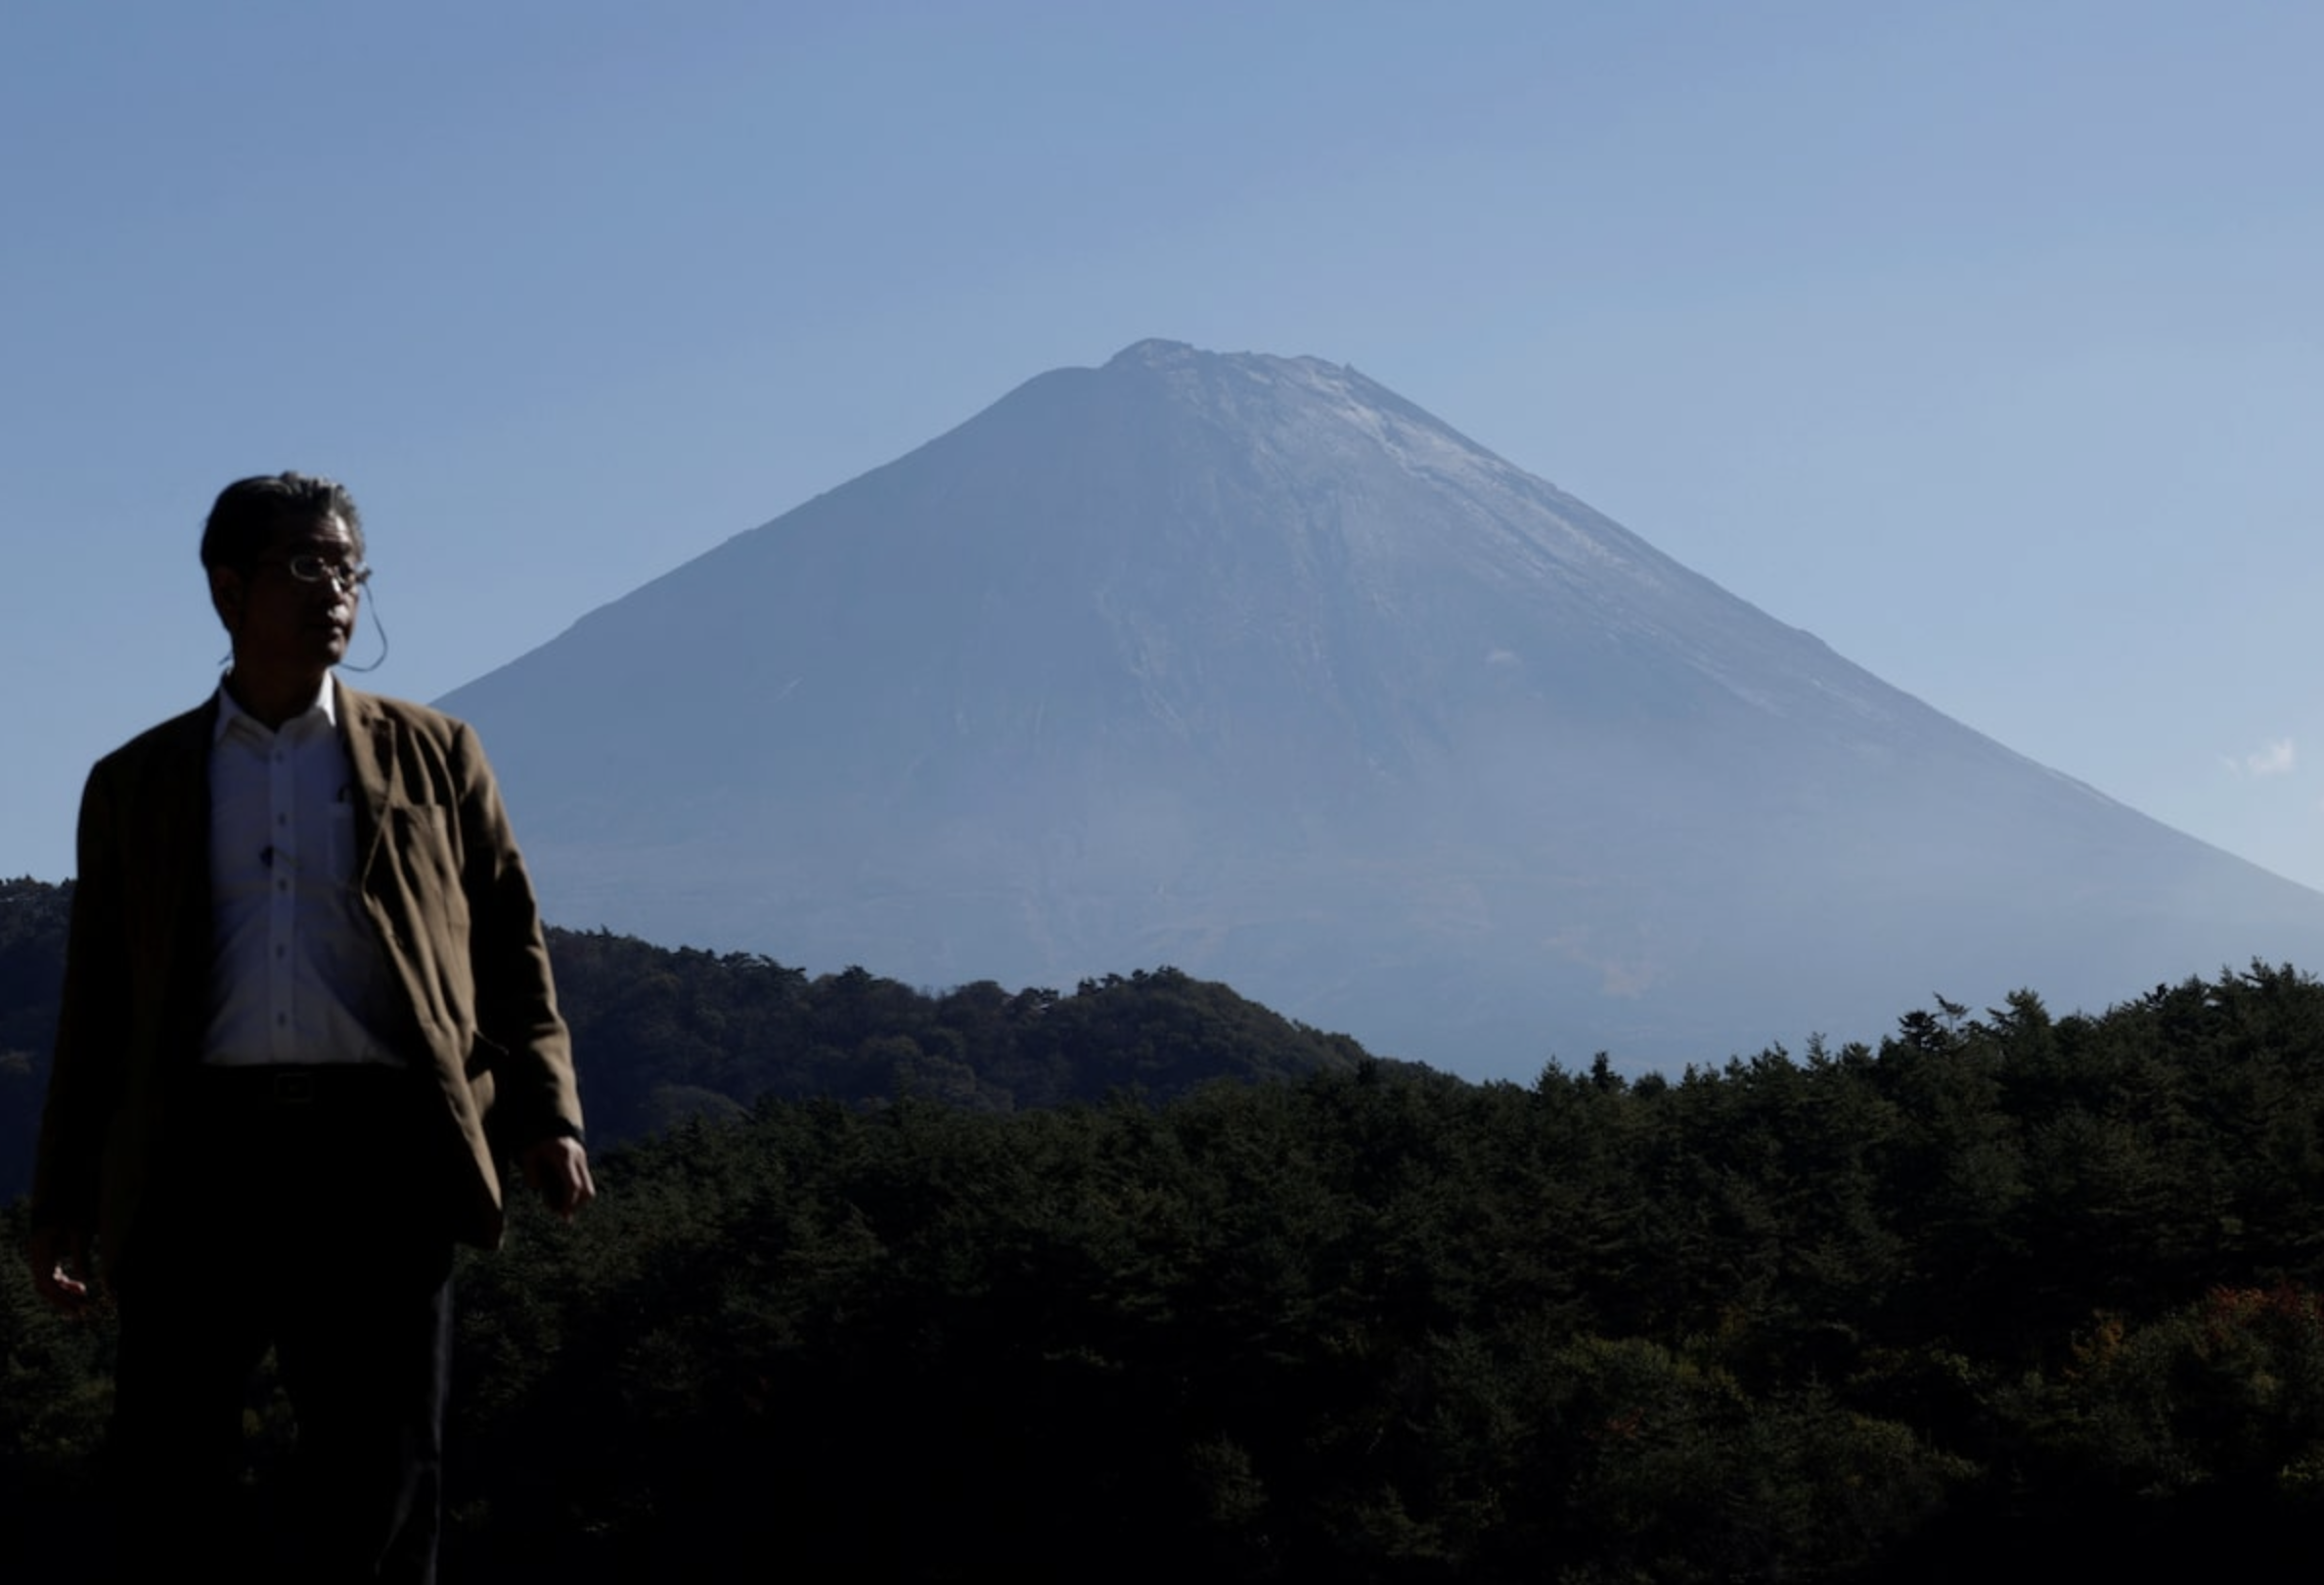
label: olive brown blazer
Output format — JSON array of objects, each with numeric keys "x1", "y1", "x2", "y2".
[{"x1": 30, "y1": 681, "x2": 583, "y2": 1275}]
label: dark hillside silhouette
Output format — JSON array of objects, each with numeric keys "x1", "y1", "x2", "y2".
[
  {"x1": 0, "y1": 879, "x2": 1372, "y2": 1202},
  {"x1": 12, "y1": 960, "x2": 2324, "y2": 1578}
]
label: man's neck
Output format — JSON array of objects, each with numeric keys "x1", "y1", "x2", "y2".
[{"x1": 222, "y1": 667, "x2": 332, "y2": 731}]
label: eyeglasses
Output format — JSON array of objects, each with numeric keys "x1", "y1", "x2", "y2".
[{"x1": 262, "y1": 554, "x2": 373, "y2": 591}]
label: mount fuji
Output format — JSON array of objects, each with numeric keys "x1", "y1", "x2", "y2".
[{"x1": 439, "y1": 340, "x2": 2324, "y2": 1075}]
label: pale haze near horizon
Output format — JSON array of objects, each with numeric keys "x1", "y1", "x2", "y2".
[{"x1": 5, "y1": 3, "x2": 2321, "y2": 959}]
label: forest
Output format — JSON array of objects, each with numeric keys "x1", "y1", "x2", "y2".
[{"x1": 6, "y1": 876, "x2": 2324, "y2": 1577}]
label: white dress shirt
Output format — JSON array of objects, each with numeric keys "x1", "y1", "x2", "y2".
[{"x1": 202, "y1": 677, "x2": 408, "y2": 1067}]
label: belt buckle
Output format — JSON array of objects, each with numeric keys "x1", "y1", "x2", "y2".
[{"x1": 271, "y1": 1069, "x2": 316, "y2": 1106}]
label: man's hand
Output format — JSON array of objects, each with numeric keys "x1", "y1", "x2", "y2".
[
  {"x1": 521, "y1": 1136, "x2": 596, "y2": 1222},
  {"x1": 27, "y1": 1224, "x2": 95, "y2": 1314}
]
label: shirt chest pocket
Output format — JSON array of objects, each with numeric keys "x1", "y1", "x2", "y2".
[{"x1": 326, "y1": 795, "x2": 360, "y2": 881}]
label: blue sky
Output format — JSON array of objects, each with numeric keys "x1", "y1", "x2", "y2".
[{"x1": 6, "y1": 2, "x2": 2322, "y2": 915}]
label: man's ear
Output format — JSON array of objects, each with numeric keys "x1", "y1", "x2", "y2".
[{"x1": 208, "y1": 566, "x2": 245, "y2": 632}]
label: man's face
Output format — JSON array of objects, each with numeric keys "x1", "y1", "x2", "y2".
[{"x1": 211, "y1": 512, "x2": 364, "y2": 680}]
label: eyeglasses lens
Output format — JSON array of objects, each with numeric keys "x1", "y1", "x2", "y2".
[{"x1": 287, "y1": 556, "x2": 370, "y2": 589}]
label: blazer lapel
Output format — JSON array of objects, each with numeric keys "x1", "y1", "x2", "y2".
[
  {"x1": 337, "y1": 680, "x2": 395, "y2": 876},
  {"x1": 152, "y1": 698, "x2": 218, "y2": 1062},
  {"x1": 160, "y1": 702, "x2": 214, "y2": 885}
]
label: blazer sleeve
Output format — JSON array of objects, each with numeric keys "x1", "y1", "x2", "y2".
[
  {"x1": 451, "y1": 721, "x2": 584, "y2": 1151},
  {"x1": 30, "y1": 767, "x2": 130, "y2": 1233}
]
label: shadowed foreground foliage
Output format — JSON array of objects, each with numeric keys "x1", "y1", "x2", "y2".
[{"x1": 11, "y1": 965, "x2": 2324, "y2": 1578}]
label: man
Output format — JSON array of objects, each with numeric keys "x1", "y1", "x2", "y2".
[{"x1": 26, "y1": 473, "x2": 591, "y2": 1580}]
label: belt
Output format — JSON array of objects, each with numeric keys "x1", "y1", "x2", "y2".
[{"x1": 185, "y1": 1063, "x2": 418, "y2": 1110}]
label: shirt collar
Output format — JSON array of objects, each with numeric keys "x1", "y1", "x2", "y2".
[{"x1": 212, "y1": 673, "x2": 338, "y2": 746}]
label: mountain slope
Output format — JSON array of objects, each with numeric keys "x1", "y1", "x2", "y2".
[{"x1": 440, "y1": 340, "x2": 2324, "y2": 1073}]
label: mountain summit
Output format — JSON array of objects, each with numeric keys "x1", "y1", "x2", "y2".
[{"x1": 440, "y1": 340, "x2": 2324, "y2": 1073}]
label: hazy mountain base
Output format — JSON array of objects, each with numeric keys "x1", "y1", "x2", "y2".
[{"x1": 9, "y1": 963, "x2": 2324, "y2": 1579}]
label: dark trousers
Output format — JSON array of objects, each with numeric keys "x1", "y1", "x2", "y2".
[{"x1": 110, "y1": 1066, "x2": 457, "y2": 1584}]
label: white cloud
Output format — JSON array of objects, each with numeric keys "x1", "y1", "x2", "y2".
[{"x1": 2232, "y1": 738, "x2": 2297, "y2": 778}]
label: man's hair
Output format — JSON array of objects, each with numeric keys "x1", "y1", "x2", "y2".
[{"x1": 200, "y1": 473, "x2": 365, "y2": 570}]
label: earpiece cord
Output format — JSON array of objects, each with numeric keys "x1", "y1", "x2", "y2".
[{"x1": 340, "y1": 582, "x2": 389, "y2": 674}]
